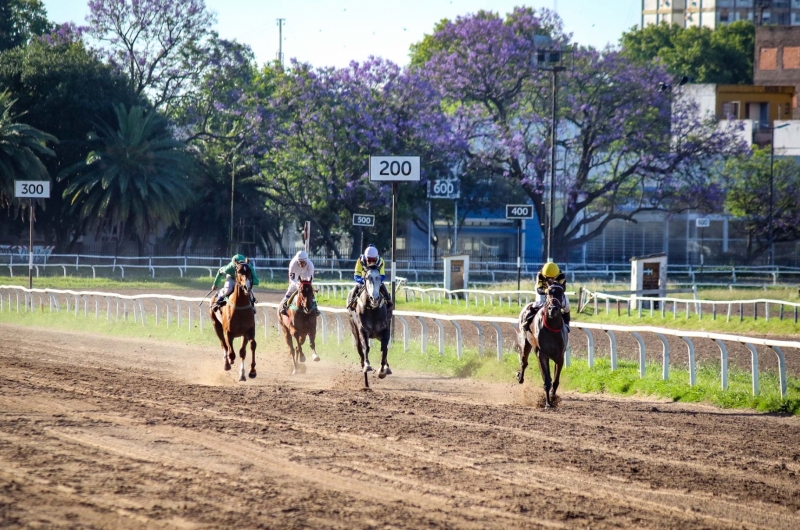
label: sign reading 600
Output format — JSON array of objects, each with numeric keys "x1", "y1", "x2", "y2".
[{"x1": 14, "y1": 181, "x2": 51, "y2": 199}]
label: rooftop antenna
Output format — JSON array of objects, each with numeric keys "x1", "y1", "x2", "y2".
[{"x1": 276, "y1": 18, "x2": 285, "y2": 66}]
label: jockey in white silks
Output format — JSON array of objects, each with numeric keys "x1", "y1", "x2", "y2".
[{"x1": 279, "y1": 250, "x2": 320, "y2": 316}]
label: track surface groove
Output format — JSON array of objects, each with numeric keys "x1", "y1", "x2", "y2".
[{"x1": 1, "y1": 324, "x2": 798, "y2": 528}]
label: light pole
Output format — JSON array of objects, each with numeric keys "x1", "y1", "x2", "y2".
[
  {"x1": 769, "y1": 123, "x2": 790, "y2": 267},
  {"x1": 533, "y1": 36, "x2": 571, "y2": 262}
]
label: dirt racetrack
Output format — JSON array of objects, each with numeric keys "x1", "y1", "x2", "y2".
[{"x1": 1, "y1": 324, "x2": 800, "y2": 529}]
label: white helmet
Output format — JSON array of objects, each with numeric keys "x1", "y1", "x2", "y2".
[
  {"x1": 364, "y1": 245, "x2": 379, "y2": 259},
  {"x1": 296, "y1": 250, "x2": 308, "y2": 261}
]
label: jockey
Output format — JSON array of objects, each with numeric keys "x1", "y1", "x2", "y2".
[
  {"x1": 347, "y1": 244, "x2": 393, "y2": 310},
  {"x1": 279, "y1": 250, "x2": 320, "y2": 316},
  {"x1": 211, "y1": 254, "x2": 259, "y2": 313},
  {"x1": 521, "y1": 261, "x2": 570, "y2": 333}
]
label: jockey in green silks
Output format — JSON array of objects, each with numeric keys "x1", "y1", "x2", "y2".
[{"x1": 211, "y1": 254, "x2": 260, "y2": 313}]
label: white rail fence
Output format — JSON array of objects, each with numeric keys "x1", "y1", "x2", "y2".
[
  {"x1": 4, "y1": 254, "x2": 800, "y2": 285},
  {"x1": 402, "y1": 286, "x2": 579, "y2": 308},
  {"x1": 1, "y1": 285, "x2": 795, "y2": 399},
  {"x1": 581, "y1": 289, "x2": 800, "y2": 323}
]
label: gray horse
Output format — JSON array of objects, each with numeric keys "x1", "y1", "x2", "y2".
[{"x1": 348, "y1": 268, "x2": 392, "y2": 388}]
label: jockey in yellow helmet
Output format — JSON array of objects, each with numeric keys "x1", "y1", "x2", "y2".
[{"x1": 521, "y1": 261, "x2": 570, "y2": 332}]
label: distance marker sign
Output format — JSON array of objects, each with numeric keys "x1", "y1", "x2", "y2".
[
  {"x1": 352, "y1": 214, "x2": 375, "y2": 227},
  {"x1": 15, "y1": 181, "x2": 50, "y2": 198},
  {"x1": 369, "y1": 156, "x2": 421, "y2": 182},
  {"x1": 505, "y1": 204, "x2": 534, "y2": 219}
]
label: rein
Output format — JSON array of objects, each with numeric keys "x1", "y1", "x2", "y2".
[{"x1": 539, "y1": 305, "x2": 563, "y2": 333}]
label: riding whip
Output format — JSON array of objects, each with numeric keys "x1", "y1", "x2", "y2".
[{"x1": 198, "y1": 286, "x2": 216, "y2": 307}]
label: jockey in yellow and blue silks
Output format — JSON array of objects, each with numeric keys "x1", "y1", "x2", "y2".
[
  {"x1": 347, "y1": 244, "x2": 393, "y2": 309},
  {"x1": 521, "y1": 261, "x2": 570, "y2": 332},
  {"x1": 211, "y1": 254, "x2": 260, "y2": 313}
]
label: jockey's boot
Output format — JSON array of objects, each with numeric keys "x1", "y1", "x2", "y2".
[
  {"x1": 346, "y1": 285, "x2": 359, "y2": 310},
  {"x1": 212, "y1": 295, "x2": 226, "y2": 311},
  {"x1": 250, "y1": 293, "x2": 257, "y2": 315},
  {"x1": 379, "y1": 283, "x2": 393, "y2": 308},
  {"x1": 522, "y1": 304, "x2": 541, "y2": 333},
  {"x1": 563, "y1": 311, "x2": 571, "y2": 332},
  {"x1": 279, "y1": 296, "x2": 289, "y2": 316}
]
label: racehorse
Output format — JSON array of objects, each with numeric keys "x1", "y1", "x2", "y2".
[
  {"x1": 516, "y1": 283, "x2": 567, "y2": 408},
  {"x1": 348, "y1": 268, "x2": 392, "y2": 388},
  {"x1": 210, "y1": 261, "x2": 257, "y2": 382},
  {"x1": 278, "y1": 280, "x2": 320, "y2": 375}
]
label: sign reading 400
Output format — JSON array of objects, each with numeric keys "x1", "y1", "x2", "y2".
[
  {"x1": 369, "y1": 156, "x2": 421, "y2": 182},
  {"x1": 505, "y1": 204, "x2": 534, "y2": 219},
  {"x1": 14, "y1": 180, "x2": 50, "y2": 198}
]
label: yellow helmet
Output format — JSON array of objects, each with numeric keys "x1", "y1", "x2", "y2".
[{"x1": 542, "y1": 262, "x2": 560, "y2": 278}]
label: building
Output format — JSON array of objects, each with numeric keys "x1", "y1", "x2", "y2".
[
  {"x1": 642, "y1": 0, "x2": 800, "y2": 29},
  {"x1": 754, "y1": 25, "x2": 800, "y2": 119}
]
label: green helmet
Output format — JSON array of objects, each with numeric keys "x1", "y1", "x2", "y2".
[{"x1": 232, "y1": 254, "x2": 246, "y2": 263}]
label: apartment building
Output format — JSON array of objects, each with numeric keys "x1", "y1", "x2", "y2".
[{"x1": 642, "y1": 0, "x2": 800, "y2": 29}]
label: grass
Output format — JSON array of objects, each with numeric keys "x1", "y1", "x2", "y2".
[
  {"x1": 1, "y1": 303, "x2": 797, "y2": 414},
  {"x1": 0, "y1": 274, "x2": 290, "y2": 292}
]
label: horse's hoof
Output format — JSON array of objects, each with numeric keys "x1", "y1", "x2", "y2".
[
  {"x1": 299, "y1": 353, "x2": 306, "y2": 363},
  {"x1": 516, "y1": 372, "x2": 524, "y2": 384},
  {"x1": 249, "y1": 371, "x2": 257, "y2": 379},
  {"x1": 224, "y1": 362, "x2": 231, "y2": 371},
  {"x1": 291, "y1": 368, "x2": 297, "y2": 375},
  {"x1": 312, "y1": 354, "x2": 320, "y2": 362},
  {"x1": 239, "y1": 375, "x2": 246, "y2": 382},
  {"x1": 363, "y1": 364, "x2": 373, "y2": 373},
  {"x1": 544, "y1": 402, "x2": 552, "y2": 410}
]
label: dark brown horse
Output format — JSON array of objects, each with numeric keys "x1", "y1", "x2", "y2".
[
  {"x1": 516, "y1": 284, "x2": 567, "y2": 408},
  {"x1": 278, "y1": 280, "x2": 319, "y2": 375},
  {"x1": 210, "y1": 262, "x2": 257, "y2": 381}
]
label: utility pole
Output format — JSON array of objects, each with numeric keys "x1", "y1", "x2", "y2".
[
  {"x1": 276, "y1": 18, "x2": 285, "y2": 66},
  {"x1": 229, "y1": 154, "x2": 236, "y2": 257}
]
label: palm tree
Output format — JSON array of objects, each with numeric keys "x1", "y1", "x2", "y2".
[
  {"x1": 0, "y1": 90, "x2": 57, "y2": 208},
  {"x1": 59, "y1": 104, "x2": 194, "y2": 252}
]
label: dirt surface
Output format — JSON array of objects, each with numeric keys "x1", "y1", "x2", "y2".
[{"x1": 2, "y1": 324, "x2": 800, "y2": 529}]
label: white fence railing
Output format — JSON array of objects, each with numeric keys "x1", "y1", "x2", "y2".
[
  {"x1": 1, "y1": 285, "x2": 795, "y2": 399},
  {"x1": 402, "y1": 286, "x2": 579, "y2": 308},
  {"x1": 3, "y1": 253, "x2": 800, "y2": 285},
  {"x1": 582, "y1": 289, "x2": 800, "y2": 324}
]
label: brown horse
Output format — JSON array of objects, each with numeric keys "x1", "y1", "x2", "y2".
[
  {"x1": 516, "y1": 284, "x2": 567, "y2": 408},
  {"x1": 210, "y1": 262, "x2": 257, "y2": 381},
  {"x1": 278, "y1": 280, "x2": 319, "y2": 375}
]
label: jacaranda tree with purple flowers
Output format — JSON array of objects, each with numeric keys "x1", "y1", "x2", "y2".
[
  {"x1": 86, "y1": 0, "x2": 215, "y2": 114},
  {"x1": 263, "y1": 57, "x2": 460, "y2": 260},
  {"x1": 418, "y1": 7, "x2": 748, "y2": 261}
]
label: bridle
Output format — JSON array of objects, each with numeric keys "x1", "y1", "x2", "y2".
[
  {"x1": 541, "y1": 285, "x2": 564, "y2": 333},
  {"x1": 360, "y1": 270, "x2": 383, "y2": 310},
  {"x1": 233, "y1": 263, "x2": 253, "y2": 310},
  {"x1": 296, "y1": 280, "x2": 315, "y2": 314}
]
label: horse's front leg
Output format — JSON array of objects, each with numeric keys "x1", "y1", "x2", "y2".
[
  {"x1": 378, "y1": 328, "x2": 391, "y2": 379},
  {"x1": 280, "y1": 319, "x2": 297, "y2": 375},
  {"x1": 308, "y1": 324, "x2": 320, "y2": 362},
  {"x1": 517, "y1": 338, "x2": 531, "y2": 384},
  {"x1": 536, "y1": 349, "x2": 554, "y2": 408},
  {"x1": 237, "y1": 335, "x2": 248, "y2": 382},
  {"x1": 360, "y1": 329, "x2": 373, "y2": 373},
  {"x1": 225, "y1": 331, "x2": 236, "y2": 367},
  {"x1": 551, "y1": 359, "x2": 563, "y2": 403},
  {"x1": 248, "y1": 331, "x2": 257, "y2": 379},
  {"x1": 295, "y1": 333, "x2": 306, "y2": 363}
]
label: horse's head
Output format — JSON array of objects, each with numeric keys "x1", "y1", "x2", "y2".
[
  {"x1": 363, "y1": 268, "x2": 383, "y2": 306},
  {"x1": 545, "y1": 284, "x2": 564, "y2": 319},
  {"x1": 297, "y1": 280, "x2": 315, "y2": 313},
  {"x1": 235, "y1": 261, "x2": 253, "y2": 295}
]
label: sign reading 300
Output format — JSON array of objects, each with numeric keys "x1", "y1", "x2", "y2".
[{"x1": 14, "y1": 180, "x2": 50, "y2": 198}]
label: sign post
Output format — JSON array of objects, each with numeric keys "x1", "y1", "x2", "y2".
[
  {"x1": 695, "y1": 218, "x2": 709, "y2": 273},
  {"x1": 15, "y1": 181, "x2": 50, "y2": 289},
  {"x1": 352, "y1": 214, "x2": 375, "y2": 252},
  {"x1": 369, "y1": 156, "x2": 420, "y2": 326},
  {"x1": 506, "y1": 204, "x2": 535, "y2": 301}
]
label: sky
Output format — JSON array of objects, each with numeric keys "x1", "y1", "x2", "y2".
[{"x1": 42, "y1": 0, "x2": 643, "y2": 69}]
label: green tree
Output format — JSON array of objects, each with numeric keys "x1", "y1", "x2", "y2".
[
  {"x1": 0, "y1": 0, "x2": 52, "y2": 52},
  {"x1": 0, "y1": 38, "x2": 142, "y2": 247},
  {"x1": 0, "y1": 90, "x2": 56, "y2": 208},
  {"x1": 59, "y1": 104, "x2": 194, "y2": 253},
  {"x1": 620, "y1": 21, "x2": 754, "y2": 84},
  {"x1": 724, "y1": 148, "x2": 800, "y2": 263}
]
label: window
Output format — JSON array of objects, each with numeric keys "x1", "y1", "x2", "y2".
[
  {"x1": 784, "y1": 46, "x2": 800, "y2": 69},
  {"x1": 760, "y1": 48, "x2": 778, "y2": 70},
  {"x1": 722, "y1": 101, "x2": 740, "y2": 119},
  {"x1": 720, "y1": 9, "x2": 730, "y2": 21}
]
